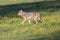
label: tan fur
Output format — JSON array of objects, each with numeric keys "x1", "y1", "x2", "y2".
[{"x1": 18, "y1": 10, "x2": 42, "y2": 24}]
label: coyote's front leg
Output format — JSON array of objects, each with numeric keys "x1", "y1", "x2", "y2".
[
  {"x1": 28, "y1": 20, "x2": 31, "y2": 24},
  {"x1": 21, "y1": 19, "x2": 27, "y2": 24}
]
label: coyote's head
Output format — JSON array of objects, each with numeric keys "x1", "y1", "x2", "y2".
[{"x1": 18, "y1": 10, "x2": 23, "y2": 16}]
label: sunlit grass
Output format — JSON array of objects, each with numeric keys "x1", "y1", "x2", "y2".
[{"x1": 0, "y1": 0, "x2": 45, "y2": 5}]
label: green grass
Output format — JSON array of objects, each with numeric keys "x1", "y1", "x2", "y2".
[
  {"x1": 0, "y1": 0, "x2": 46, "y2": 5},
  {"x1": 0, "y1": 0, "x2": 60, "y2": 40},
  {"x1": 0, "y1": 0, "x2": 56, "y2": 5},
  {"x1": 0, "y1": 9, "x2": 60, "y2": 40}
]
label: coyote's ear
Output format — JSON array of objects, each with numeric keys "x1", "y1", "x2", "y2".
[{"x1": 20, "y1": 10, "x2": 23, "y2": 12}]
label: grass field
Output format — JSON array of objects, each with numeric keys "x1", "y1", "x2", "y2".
[
  {"x1": 0, "y1": 0, "x2": 60, "y2": 40},
  {"x1": 0, "y1": 9, "x2": 60, "y2": 40}
]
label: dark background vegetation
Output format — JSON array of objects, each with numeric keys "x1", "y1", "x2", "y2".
[{"x1": 0, "y1": 1, "x2": 60, "y2": 16}]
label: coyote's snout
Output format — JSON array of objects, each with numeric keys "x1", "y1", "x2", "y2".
[{"x1": 18, "y1": 10, "x2": 42, "y2": 24}]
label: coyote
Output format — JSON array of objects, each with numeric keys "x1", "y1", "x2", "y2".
[{"x1": 18, "y1": 10, "x2": 42, "y2": 24}]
